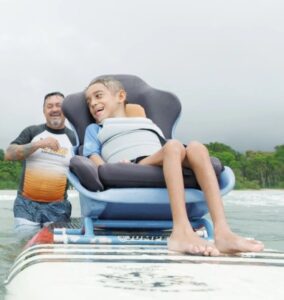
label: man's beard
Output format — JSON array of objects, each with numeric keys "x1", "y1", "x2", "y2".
[{"x1": 49, "y1": 117, "x2": 63, "y2": 128}]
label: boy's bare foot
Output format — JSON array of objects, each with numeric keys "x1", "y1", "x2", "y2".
[
  {"x1": 168, "y1": 230, "x2": 220, "y2": 256},
  {"x1": 215, "y1": 229, "x2": 264, "y2": 254}
]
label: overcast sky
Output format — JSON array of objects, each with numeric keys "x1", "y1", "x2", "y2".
[{"x1": 0, "y1": 0, "x2": 283, "y2": 152}]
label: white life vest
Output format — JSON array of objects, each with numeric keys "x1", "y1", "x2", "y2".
[{"x1": 98, "y1": 118, "x2": 165, "y2": 163}]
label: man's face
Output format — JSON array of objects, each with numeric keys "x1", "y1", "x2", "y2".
[
  {"x1": 85, "y1": 83, "x2": 124, "y2": 123},
  {"x1": 43, "y1": 95, "x2": 65, "y2": 129}
]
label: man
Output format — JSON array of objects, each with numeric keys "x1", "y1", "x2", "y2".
[{"x1": 5, "y1": 92, "x2": 76, "y2": 238}]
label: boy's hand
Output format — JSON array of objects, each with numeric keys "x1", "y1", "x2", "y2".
[{"x1": 119, "y1": 159, "x2": 132, "y2": 164}]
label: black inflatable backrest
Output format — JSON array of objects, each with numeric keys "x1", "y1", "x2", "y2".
[{"x1": 62, "y1": 74, "x2": 182, "y2": 146}]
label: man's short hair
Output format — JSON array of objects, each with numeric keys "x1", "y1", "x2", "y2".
[
  {"x1": 87, "y1": 76, "x2": 126, "y2": 95},
  {"x1": 44, "y1": 92, "x2": 65, "y2": 105}
]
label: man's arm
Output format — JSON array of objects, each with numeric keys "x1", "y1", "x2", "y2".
[{"x1": 5, "y1": 137, "x2": 60, "y2": 161}]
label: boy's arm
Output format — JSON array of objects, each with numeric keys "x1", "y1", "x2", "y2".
[
  {"x1": 89, "y1": 154, "x2": 105, "y2": 166},
  {"x1": 83, "y1": 124, "x2": 104, "y2": 166}
]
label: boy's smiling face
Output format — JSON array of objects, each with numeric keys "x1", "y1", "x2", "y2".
[{"x1": 85, "y1": 83, "x2": 126, "y2": 123}]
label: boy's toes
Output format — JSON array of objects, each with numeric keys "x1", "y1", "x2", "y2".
[
  {"x1": 210, "y1": 247, "x2": 220, "y2": 256},
  {"x1": 186, "y1": 245, "x2": 201, "y2": 254},
  {"x1": 204, "y1": 245, "x2": 220, "y2": 257},
  {"x1": 249, "y1": 240, "x2": 264, "y2": 252}
]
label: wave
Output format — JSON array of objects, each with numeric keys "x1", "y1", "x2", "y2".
[{"x1": 224, "y1": 190, "x2": 284, "y2": 207}]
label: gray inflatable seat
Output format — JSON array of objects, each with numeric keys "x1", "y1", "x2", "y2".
[{"x1": 63, "y1": 74, "x2": 223, "y2": 191}]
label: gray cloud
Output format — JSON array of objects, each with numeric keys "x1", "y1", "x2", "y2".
[{"x1": 0, "y1": 0, "x2": 283, "y2": 152}]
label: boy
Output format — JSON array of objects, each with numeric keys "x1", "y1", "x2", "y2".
[{"x1": 83, "y1": 76, "x2": 264, "y2": 256}]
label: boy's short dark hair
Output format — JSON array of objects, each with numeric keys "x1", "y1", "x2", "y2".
[
  {"x1": 86, "y1": 76, "x2": 128, "y2": 106},
  {"x1": 44, "y1": 92, "x2": 65, "y2": 105},
  {"x1": 87, "y1": 76, "x2": 126, "y2": 95}
]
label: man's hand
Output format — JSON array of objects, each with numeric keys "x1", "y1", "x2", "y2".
[{"x1": 37, "y1": 137, "x2": 61, "y2": 151}]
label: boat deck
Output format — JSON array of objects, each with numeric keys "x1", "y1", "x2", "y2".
[{"x1": 5, "y1": 243, "x2": 284, "y2": 300}]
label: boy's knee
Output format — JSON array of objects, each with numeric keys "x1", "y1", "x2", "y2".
[
  {"x1": 163, "y1": 140, "x2": 185, "y2": 156},
  {"x1": 186, "y1": 141, "x2": 209, "y2": 156},
  {"x1": 186, "y1": 141, "x2": 209, "y2": 160}
]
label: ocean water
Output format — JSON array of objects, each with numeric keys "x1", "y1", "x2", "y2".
[{"x1": 0, "y1": 189, "x2": 284, "y2": 299}]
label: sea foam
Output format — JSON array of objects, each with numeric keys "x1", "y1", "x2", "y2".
[{"x1": 224, "y1": 190, "x2": 284, "y2": 207}]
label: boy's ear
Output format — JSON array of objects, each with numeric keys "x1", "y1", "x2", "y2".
[{"x1": 118, "y1": 89, "x2": 127, "y2": 104}]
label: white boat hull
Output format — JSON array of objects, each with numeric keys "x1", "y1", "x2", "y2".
[{"x1": 5, "y1": 244, "x2": 284, "y2": 300}]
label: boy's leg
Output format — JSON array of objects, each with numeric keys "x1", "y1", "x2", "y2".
[
  {"x1": 139, "y1": 140, "x2": 219, "y2": 256},
  {"x1": 184, "y1": 141, "x2": 264, "y2": 253}
]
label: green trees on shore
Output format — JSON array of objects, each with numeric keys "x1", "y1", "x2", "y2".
[
  {"x1": 0, "y1": 149, "x2": 22, "y2": 189},
  {"x1": 0, "y1": 144, "x2": 284, "y2": 189},
  {"x1": 206, "y1": 143, "x2": 284, "y2": 189}
]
